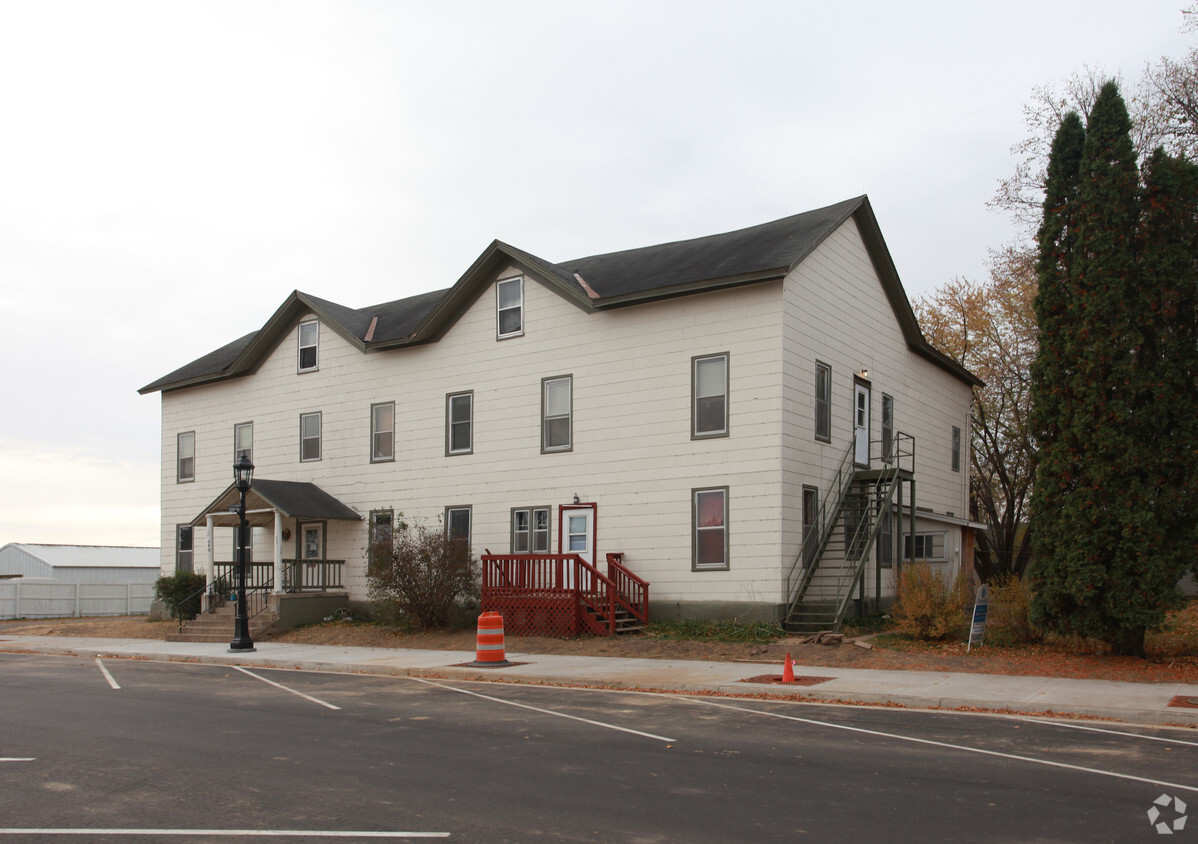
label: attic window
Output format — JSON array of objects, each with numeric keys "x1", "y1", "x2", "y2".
[
  {"x1": 496, "y1": 277, "x2": 523, "y2": 339},
  {"x1": 298, "y1": 321, "x2": 319, "y2": 372}
]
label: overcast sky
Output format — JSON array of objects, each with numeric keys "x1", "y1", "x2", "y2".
[{"x1": 0, "y1": 0, "x2": 1191, "y2": 549}]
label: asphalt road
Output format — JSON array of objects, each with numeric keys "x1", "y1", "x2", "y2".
[{"x1": 1, "y1": 652, "x2": 1194, "y2": 842}]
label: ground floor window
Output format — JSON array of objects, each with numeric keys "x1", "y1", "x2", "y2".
[
  {"x1": 693, "y1": 487, "x2": 729, "y2": 571},
  {"x1": 511, "y1": 507, "x2": 550, "y2": 553},
  {"x1": 176, "y1": 525, "x2": 193, "y2": 572},
  {"x1": 446, "y1": 506, "x2": 472, "y2": 548},
  {"x1": 903, "y1": 532, "x2": 946, "y2": 561},
  {"x1": 369, "y1": 510, "x2": 394, "y2": 570}
]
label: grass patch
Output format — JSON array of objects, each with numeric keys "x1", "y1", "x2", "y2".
[{"x1": 648, "y1": 619, "x2": 785, "y2": 643}]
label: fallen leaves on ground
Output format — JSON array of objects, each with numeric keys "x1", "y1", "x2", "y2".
[{"x1": 2, "y1": 601, "x2": 1197, "y2": 686}]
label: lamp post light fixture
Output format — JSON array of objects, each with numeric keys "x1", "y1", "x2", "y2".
[{"x1": 229, "y1": 453, "x2": 256, "y2": 652}]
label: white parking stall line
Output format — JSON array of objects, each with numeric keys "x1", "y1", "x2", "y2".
[
  {"x1": 232, "y1": 666, "x2": 341, "y2": 710},
  {"x1": 95, "y1": 659, "x2": 120, "y2": 690},
  {"x1": 678, "y1": 696, "x2": 1198, "y2": 795},
  {"x1": 1007, "y1": 716, "x2": 1198, "y2": 747},
  {"x1": 0, "y1": 759, "x2": 35, "y2": 763},
  {"x1": 0, "y1": 830, "x2": 448, "y2": 838},
  {"x1": 409, "y1": 677, "x2": 677, "y2": 743}
]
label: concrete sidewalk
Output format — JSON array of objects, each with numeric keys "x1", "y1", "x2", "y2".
[{"x1": 2, "y1": 633, "x2": 1196, "y2": 726}]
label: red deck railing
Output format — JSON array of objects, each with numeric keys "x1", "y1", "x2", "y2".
[{"x1": 480, "y1": 552, "x2": 649, "y2": 637}]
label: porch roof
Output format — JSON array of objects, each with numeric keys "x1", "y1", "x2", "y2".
[{"x1": 191, "y1": 479, "x2": 363, "y2": 528}]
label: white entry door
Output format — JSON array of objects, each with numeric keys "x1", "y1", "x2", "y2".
[
  {"x1": 854, "y1": 382, "x2": 871, "y2": 467},
  {"x1": 560, "y1": 505, "x2": 595, "y2": 589}
]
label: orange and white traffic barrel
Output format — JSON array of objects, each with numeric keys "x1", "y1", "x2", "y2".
[{"x1": 471, "y1": 611, "x2": 512, "y2": 667}]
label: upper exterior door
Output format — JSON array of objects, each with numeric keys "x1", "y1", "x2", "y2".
[{"x1": 854, "y1": 382, "x2": 871, "y2": 467}]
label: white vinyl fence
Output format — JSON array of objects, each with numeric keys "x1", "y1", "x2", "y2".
[{"x1": 0, "y1": 581, "x2": 156, "y2": 619}]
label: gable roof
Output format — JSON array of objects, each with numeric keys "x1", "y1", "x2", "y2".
[
  {"x1": 140, "y1": 196, "x2": 980, "y2": 393},
  {"x1": 190, "y1": 479, "x2": 363, "y2": 528},
  {"x1": 0, "y1": 543, "x2": 160, "y2": 569}
]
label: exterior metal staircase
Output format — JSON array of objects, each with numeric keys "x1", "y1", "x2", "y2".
[{"x1": 784, "y1": 434, "x2": 913, "y2": 634}]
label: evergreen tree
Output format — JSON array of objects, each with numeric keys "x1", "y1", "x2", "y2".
[
  {"x1": 1130, "y1": 148, "x2": 1198, "y2": 626},
  {"x1": 1030, "y1": 81, "x2": 1198, "y2": 656},
  {"x1": 1028, "y1": 112, "x2": 1085, "y2": 625}
]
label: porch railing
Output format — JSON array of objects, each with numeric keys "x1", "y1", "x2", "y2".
[
  {"x1": 480, "y1": 552, "x2": 647, "y2": 637},
  {"x1": 606, "y1": 553, "x2": 649, "y2": 626},
  {"x1": 210, "y1": 560, "x2": 344, "y2": 592}
]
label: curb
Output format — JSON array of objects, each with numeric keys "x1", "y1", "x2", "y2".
[{"x1": 7, "y1": 641, "x2": 1195, "y2": 727}]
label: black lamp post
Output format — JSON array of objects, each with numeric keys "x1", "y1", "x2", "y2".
[{"x1": 229, "y1": 453, "x2": 256, "y2": 652}]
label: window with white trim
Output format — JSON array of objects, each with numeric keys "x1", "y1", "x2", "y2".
[
  {"x1": 815, "y1": 362, "x2": 831, "y2": 442},
  {"x1": 298, "y1": 321, "x2": 319, "y2": 372},
  {"x1": 542, "y1": 375, "x2": 572, "y2": 452},
  {"x1": 903, "y1": 532, "x2": 947, "y2": 561},
  {"x1": 234, "y1": 422, "x2": 252, "y2": 463},
  {"x1": 446, "y1": 392, "x2": 472, "y2": 455},
  {"x1": 511, "y1": 507, "x2": 551, "y2": 553},
  {"x1": 693, "y1": 487, "x2": 729, "y2": 571},
  {"x1": 177, "y1": 432, "x2": 195, "y2": 483},
  {"x1": 693, "y1": 353, "x2": 728, "y2": 438},
  {"x1": 300, "y1": 412, "x2": 322, "y2": 462},
  {"x1": 371, "y1": 402, "x2": 395, "y2": 462},
  {"x1": 496, "y1": 277, "x2": 524, "y2": 339}
]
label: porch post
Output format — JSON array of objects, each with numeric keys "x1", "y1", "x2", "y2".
[
  {"x1": 273, "y1": 511, "x2": 285, "y2": 595},
  {"x1": 205, "y1": 515, "x2": 216, "y2": 583},
  {"x1": 204, "y1": 515, "x2": 216, "y2": 613}
]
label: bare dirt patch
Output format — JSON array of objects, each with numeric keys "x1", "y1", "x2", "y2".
[{"x1": 2, "y1": 603, "x2": 1196, "y2": 686}]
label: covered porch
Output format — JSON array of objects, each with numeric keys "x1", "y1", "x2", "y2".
[{"x1": 190, "y1": 479, "x2": 362, "y2": 599}]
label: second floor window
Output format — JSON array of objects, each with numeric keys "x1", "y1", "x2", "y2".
[
  {"x1": 447, "y1": 392, "x2": 472, "y2": 455},
  {"x1": 815, "y1": 362, "x2": 831, "y2": 442},
  {"x1": 300, "y1": 412, "x2": 322, "y2": 462},
  {"x1": 496, "y1": 277, "x2": 523, "y2": 338},
  {"x1": 177, "y1": 432, "x2": 195, "y2": 483},
  {"x1": 693, "y1": 353, "x2": 728, "y2": 438},
  {"x1": 371, "y1": 402, "x2": 395, "y2": 462},
  {"x1": 952, "y1": 426, "x2": 962, "y2": 472},
  {"x1": 234, "y1": 422, "x2": 252, "y2": 462},
  {"x1": 542, "y1": 375, "x2": 572, "y2": 452},
  {"x1": 298, "y1": 321, "x2": 319, "y2": 372}
]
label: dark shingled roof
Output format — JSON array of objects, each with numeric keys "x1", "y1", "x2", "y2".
[
  {"x1": 139, "y1": 331, "x2": 258, "y2": 394},
  {"x1": 140, "y1": 196, "x2": 981, "y2": 393},
  {"x1": 190, "y1": 479, "x2": 362, "y2": 527},
  {"x1": 561, "y1": 197, "x2": 862, "y2": 298}
]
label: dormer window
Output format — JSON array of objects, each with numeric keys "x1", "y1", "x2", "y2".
[
  {"x1": 496, "y1": 277, "x2": 523, "y2": 339},
  {"x1": 298, "y1": 321, "x2": 319, "y2": 372}
]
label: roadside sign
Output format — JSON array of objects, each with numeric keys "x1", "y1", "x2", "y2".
[{"x1": 967, "y1": 583, "x2": 990, "y2": 652}]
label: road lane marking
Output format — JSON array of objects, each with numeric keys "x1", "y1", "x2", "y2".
[
  {"x1": 680, "y1": 696, "x2": 1198, "y2": 794},
  {"x1": 232, "y1": 666, "x2": 341, "y2": 710},
  {"x1": 1007, "y1": 716, "x2": 1198, "y2": 747},
  {"x1": 409, "y1": 677, "x2": 676, "y2": 743},
  {"x1": 95, "y1": 659, "x2": 120, "y2": 690},
  {"x1": 0, "y1": 759, "x2": 35, "y2": 762},
  {"x1": 0, "y1": 830, "x2": 447, "y2": 838}
]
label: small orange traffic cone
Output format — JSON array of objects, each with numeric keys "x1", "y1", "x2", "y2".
[{"x1": 782, "y1": 653, "x2": 795, "y2": 683}]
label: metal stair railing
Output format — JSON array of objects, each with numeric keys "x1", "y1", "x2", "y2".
[
  {"x1": 785, "y1": 439, "x2": 858, "y2": 615},
  {"x1": 827, "y1": 464, "x2": 903, "y2": 629},
  {"x1": 785, "y1": 432, "x2": 915, "y2": 630}
]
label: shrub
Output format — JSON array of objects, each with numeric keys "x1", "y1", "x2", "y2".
[
  {"x1": 892, "y1": 563, "x2": 972, "y2": 641},
  {"x1": 367, "y1": 517, "x2": 479, "y2": 629},
  {"x1": 987, "y1": 573, "x2": 1044, "y2": 644},
  {"x1": 154, "y1": 572, "x2": 207, "y2": 620}
]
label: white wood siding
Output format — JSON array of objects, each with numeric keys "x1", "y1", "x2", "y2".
[
  {"x1": 155, "y1": 217, "x2": 974, "y2": 611},
  {"x1": 159, "y1": 274, "x2": 786, "y2": 607},
  {"x1": 781, "y1": 218, "x2": 972, "y2": 598}
]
